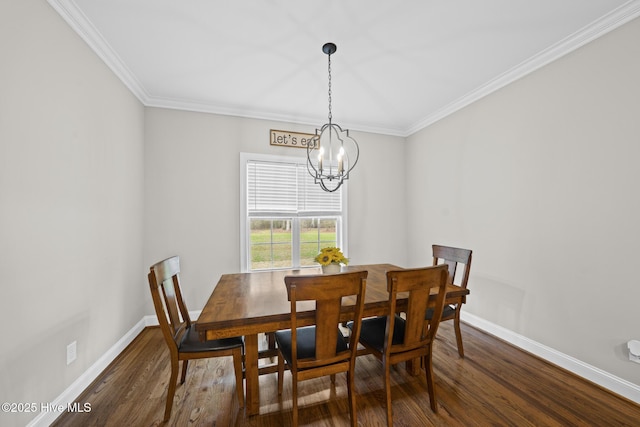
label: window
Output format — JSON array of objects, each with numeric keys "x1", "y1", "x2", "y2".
[{"x1": 240, "y1": 153, "x2": 347, "y2": 271}]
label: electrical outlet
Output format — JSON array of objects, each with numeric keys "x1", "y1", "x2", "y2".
[
  {"x1": 628, "y1": 340, "x2": 640, "y2": 364},
  {"x1": 67, "y1": 341, "x2": 77, "y2": 365}
]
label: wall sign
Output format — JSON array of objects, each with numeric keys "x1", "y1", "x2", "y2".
[{"x1": 270, "y1": 129, "x2": 317, "y2": 149}]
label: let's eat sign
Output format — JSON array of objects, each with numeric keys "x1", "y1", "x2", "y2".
[{"x1": 270, "y1": 129, "x2": 318, "y2": 149}]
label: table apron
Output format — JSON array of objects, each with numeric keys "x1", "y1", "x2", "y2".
[{"x1": 200, "y1": 295, "x2": 464, "y2": 341}]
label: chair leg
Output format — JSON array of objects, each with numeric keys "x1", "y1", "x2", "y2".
[
  {"x1": 384, "y1": 362, "x2": 393, "y2": 427},
  {"x1": 347, "y1": 370, "x2": 357, "y2": 427},
  {"x1": 277, "y1": 351, "x2": 284, "y2": 395},
  {"x1": 164, "y1": 358, "x2": 180, "y2": 422},
  {"x1": 232, "y1": 348, "x2": 245, "y2": 408},
  {"x1": 292, "y1": 374, "x2": 299, "y2": 427},
  {"x1": 180, "y1": 359, "x2": 189, "y2": 384},
  {"x1": 267, "y1": 332, "x2": 276, "y2": 350},
  {"x1": 454, "y1": 310, "x2": 464, "y2": 358},
  {"x1": 424, "y1": 352, "x2": 438, "y2": 413}
]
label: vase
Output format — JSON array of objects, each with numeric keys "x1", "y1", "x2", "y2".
[{"x1": 321, "y1": 263, "x2": 341, "y2": 274}]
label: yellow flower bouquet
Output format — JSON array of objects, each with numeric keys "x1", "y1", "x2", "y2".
[{"x1": 314, "y1": 247, "x2": 349, "y2": 266}]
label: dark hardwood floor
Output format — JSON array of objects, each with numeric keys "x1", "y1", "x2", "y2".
[{"x1": 52, "y1": 322, "x2": 640, "y2": 426}]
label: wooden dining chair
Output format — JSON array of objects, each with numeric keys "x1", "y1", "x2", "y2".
[
  {"x1": 426, "y1": 244, "x2": 473, "y2": 357},
  {"x1": 349, "y1": 265, "x2": 448, "y2": 426},
  {"x1": 147, "y1": 256, "x2": 245, "y2": 422},
  {"x1": 275, "y1": 270, "x2": 368, "y2": 427}
]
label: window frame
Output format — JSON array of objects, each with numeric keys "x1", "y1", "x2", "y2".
[{"x1": 240, "y1": 152, "x2": 349, "y2": 272}]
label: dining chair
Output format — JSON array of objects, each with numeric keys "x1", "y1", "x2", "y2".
[
  {"x1": 426, "y1": 244, "x2": 473, "y2": 357},
  {"x1": 349, "y1": 264, "x2": 448, "y2": 426},
  {"x1": 275, "y1": 270, "x2": 368, "y2": 427},
  {"x1": 147, "y1": 256, "x2": 245, "y2": 422}
]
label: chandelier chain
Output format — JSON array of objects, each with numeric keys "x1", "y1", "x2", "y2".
[{"x1": 327, "y1": 53, "x2": 332, "y2": 122}]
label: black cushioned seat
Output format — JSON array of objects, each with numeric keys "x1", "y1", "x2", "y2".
[
  {"x1": 275, "y1": 325, "x2": 348, "y2": 365},
  {"x1": 425, "y1": 304, "x2": 456, "y2": 320},
  {"x1": 347, "y1": 315, "x2": 406, "y2": 353},
  {"x1": 179, "y1": 325, "x2": 244, "y2": 353}
]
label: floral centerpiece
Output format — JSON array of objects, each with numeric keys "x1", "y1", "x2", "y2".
[{"x1": 314, "y1": 247, "x2": 348, "y2": 274}]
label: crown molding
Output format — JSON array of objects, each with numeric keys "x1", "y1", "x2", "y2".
[
  {"x1": 47, "y1": 0, "x2": 151, "y2": 103},
  {"x1": 47, "y1": 0, "x2": 405, "y2": 136},
  {"x1": 144, "y1": 95, "x2": 408, "y2": 137},
  {"x1": 405, "y1": 0, "x2": 640, "y2": 136},
  {"x1": 48, "y1": 0, "x2": 640, "y2": 138}
]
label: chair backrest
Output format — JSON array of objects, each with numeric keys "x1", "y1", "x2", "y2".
[
  {"x1": 148, "y1": 256, "x2": 192, "y2": 353},
  {"x1": 432, "y1": 245, "x2": 472, "y2": 289},
  {"x1": 385, "y1": 265, "x2": 449, "y2": 355},
  {"x1": 284, "y1": 271, "x2": 368, "y2": 370}
]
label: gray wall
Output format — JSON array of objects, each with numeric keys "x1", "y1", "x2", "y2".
[
  {"x1": 0, "y1": 2, "x2": 145, "y2": 426},
  {"x1": 143, "y1": 108, "x2": 407, "y2": 312},
  {"x1": 405, "y1": 16, "x2": 640, "y2": 385}
]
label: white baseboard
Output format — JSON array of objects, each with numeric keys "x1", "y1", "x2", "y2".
[
  {"x1": 27, "y1": 311, "x2": 203, "y2": 426},
  {"x1": 143, "y1": 310, "x2": 201, "y2": 327},
  {"x1": 461, "y1": 311, "x2": 640, "y2": 404},
  {"x1": 27, "y1": 318, "x2": 147, "y2": 427},
  {"x1": 28, "y1": 310, "x2": 639, "y2": 425}
]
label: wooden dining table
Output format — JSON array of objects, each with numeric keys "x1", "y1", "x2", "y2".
[{"x1": 195, "y1": 263, "x2": 469, "y2": 416}]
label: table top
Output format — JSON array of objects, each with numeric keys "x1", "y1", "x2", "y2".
[
  {"x1": 196, "y1": 264, "x2": 469, "y2": 339},
  {"x1": 195, "y1": 263, "x2": 469, "y2": 339}
]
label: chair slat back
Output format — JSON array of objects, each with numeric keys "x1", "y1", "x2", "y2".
[
  {"x1": 148, "y1": 256, "x2": 191, "y2": 350},
  {"x1": 284, "y1": 271, "x2": 367, "y2": 370},
  {"x1": 385, "y1": 265, "x2": 448, "y2": 354},
  {"x1": 432, "y1": 245, "x2": 472, "y2": 289}
]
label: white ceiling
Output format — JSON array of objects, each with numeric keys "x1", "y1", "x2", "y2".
[{"x1": 49, "y1": 0, "x2": 640, "y2": 136}]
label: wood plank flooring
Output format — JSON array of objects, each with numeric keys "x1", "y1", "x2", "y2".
[{"x1": 52, "y1": 322, "x2": 640, "y2": 426}]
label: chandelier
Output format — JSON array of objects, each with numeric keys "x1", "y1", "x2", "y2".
[{"x1": 307, "y1": 42, "x2": 359, "y2": 192}]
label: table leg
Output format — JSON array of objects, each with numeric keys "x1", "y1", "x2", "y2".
[
  {"x1": 406, "y1": 358, "x2": 420, "y2": 375},
  {"x1": 244, "y1": 334, "x2": 260, "y2": 415}
]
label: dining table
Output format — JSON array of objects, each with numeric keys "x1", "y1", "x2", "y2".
[{"x1": 195, "y1": 263, "x2": 469, "y2": 416}]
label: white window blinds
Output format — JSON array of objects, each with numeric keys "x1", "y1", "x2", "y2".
[{"x1": 247, "y1": 159, "x2": 342, "y2": 214}]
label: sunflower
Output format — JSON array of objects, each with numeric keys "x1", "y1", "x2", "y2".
[{"x1": 314, "y1": 247, "x2": 348, "y2": 266}]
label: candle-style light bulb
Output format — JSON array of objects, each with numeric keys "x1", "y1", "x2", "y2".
[
  {"x1": 318, "y1": 147, "x2": 324, "y2": 172},
  {"x1": 338, "y1": 147, "x2": 344, "y2": 174}
]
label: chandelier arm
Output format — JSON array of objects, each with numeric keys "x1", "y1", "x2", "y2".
[{"x1": 318, "y1": 177, "x2": 343, "y2": 193}]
